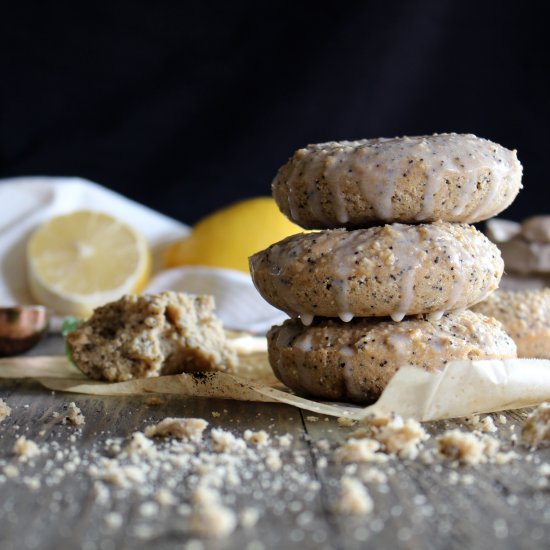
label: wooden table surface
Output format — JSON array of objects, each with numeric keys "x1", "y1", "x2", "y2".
[{"x1": 1, "y1": 336, "x2": 550, "y2": 550}]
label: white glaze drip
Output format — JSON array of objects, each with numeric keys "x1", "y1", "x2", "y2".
[
  {"x1": 323, "y1": 152, "x2": 351, "y2": 223},
  {"x1": 339, "y1": 312, "x2": 354, "y2": 323},
  {"x1": 442, "y1": 237, "x2": 468, "y2": 312},
  {"x1": 466, "y1": 162, "x2": 507, "y2": 221},
  {"x1": 390, "y1": 311, "x2": 406, "y2": 322},
  {"x1": 413, "y1": 139, "x2": 446, "y2": 220},
  {"x1": 388, "y1": 225, "x2": 423, "y2": 321},
  {"x1": 300, "y1": 313, "x2": 314, "y2": 326},
  {"x1": 426, "y1": 310, "x2": 444, "y2": 321},
  {"x1": 331, "y1": 230, "x2": 367, "y2": 323}
]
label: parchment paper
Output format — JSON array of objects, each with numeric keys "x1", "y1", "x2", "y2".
[{"x1": 1, "y1": 345, "x2": 549, "y2": 421}]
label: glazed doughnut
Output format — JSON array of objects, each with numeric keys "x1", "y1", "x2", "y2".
[
  {"x1": 250, "y1": 221, "x2": 503, "y2": 323},
  {"x1": 272, "y1": 134, "x2": 522, "y2": 229},
  {"x1": 267, "y1": 311, "x2": 517, "y2": 403}
]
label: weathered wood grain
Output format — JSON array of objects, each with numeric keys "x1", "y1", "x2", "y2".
[{"x1": 1, "y1": 336, "x2": 550, "y2": 550}]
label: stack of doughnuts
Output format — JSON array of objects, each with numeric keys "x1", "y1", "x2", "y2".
[{"x1": 250, "y1": 134, "x2": 523, "y2": 403}]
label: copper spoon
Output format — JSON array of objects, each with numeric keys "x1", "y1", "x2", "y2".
[{"x1": 0, "y1": 305, "x2": 50, "y2": 356}]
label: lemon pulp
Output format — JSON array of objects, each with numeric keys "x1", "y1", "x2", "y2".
[{"x1": 27, "y1": 210, "x2": 151, "y2": 317}]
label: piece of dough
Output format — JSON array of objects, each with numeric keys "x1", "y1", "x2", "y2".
[{"x1": 67, "y1": 292, "x2": 237, "y2": 381}]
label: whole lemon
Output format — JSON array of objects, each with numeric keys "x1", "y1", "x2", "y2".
[{"x1": 164, "y1": 197, "x2": 302, "y2": 273}]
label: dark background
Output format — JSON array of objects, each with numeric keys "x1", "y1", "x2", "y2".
[{"x1": 1, "y1": 1, "x2": 548, "y2": 224}]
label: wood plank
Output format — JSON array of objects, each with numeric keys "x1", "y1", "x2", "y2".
[
  {"x1": 2, "y1": 335, "x2": 550, "y2": 549},
  {"x1": 1, "y1": 381, "x2": 337, "y2": 549},
  {"x1": 301, "y1": 410, "x2": 550, "y2": 550}
]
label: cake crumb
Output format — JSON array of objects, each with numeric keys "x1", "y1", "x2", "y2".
[
  {"x1": 265, "y1": 449, "x2": 282, "y2": 472},
  {"x1": 354, "y1": 413, "x2": 428, "y2": 459},
  {"x1": 436, "y1": 429, "x2": 499, "y2": 465},
  {"x1": 3, "y1": 464, "x2": 18, "y2": 478},
  {"x1": 211, "y1": 429, "x2": 246, "y2": 453},
  {"x1": 306, "y1": 416, "x2": 319, "y2": 423},
  {"x1": 191, "y1": 486, "x2": 237, "y2": 538},
  {"x1": 92, "y1": 482, "x2": 110, "y2": 504},
  {"x1": 363, "y1": 412, "x2": 393, "y2": 428},
  {"x1": 337, "y1": 416, "x2": 357, "y2": 427},
  {"x1": 65, "y1": 402, "x2": 85, "y2": 426},
  {"x1": 316, "y1": 439, "x2": 331, "y2": 452},
  {"x1": 139, "y1": 501, "x2": 159, "y2": 518},
  {"x1": 494, "y1": 451, "x2": 518, "y2": 465},
  {"x1": 461, "y1": 473, "x2": 475, "y2": 485},
  {"x1": 277, "y1": 434, "x2": 293, "y2": 448},
  {"x1": 244, "y1": 429, "x2": 269, "y2": 446},
  {"x1": 360, "y1": 468, "x2": 388, "y2": 484},
  {"x1": 240, "y1": 507, "x2": 260, "y2": 528},
  {"x1": 92, "y1": 461, "x2": 147, "y2": 488},
  {"x1": 317, "y1": 456, "x2": 328, "y2": 469},
  {"x1": 23, "y1": 476, "x2": 41, "y2": 491},
  {"x1": 144, "y1": 396, "x2": 167, "y2": 406},
  {"x1": 464, "y1": 414, "x2": 497, "y2": 433},
  {"x1": 123, "y1": 432, "x2": 156, "y2": 458},
  {"x1": 333, "y1": 477, "x2": 373, "y2": 515},
  {"x1": 104, "y1": 512, "x2": 123, "y2": 530},
  {"x1": 375, "y1": 416, "x2": 428, "y2": 458},
  {"x1": 0, "y1": 398, "x2": 11, "y2": 423},
  {"x1": 211, "y1": 411, "x2": 221, "y2": 417},
  {"x1": 522, "y1": 403, "x2": 550, "y2": 447},
  {"x1": 14, "y1": 436, "x2": 40, "y2": 460},
  {"x1": 497, "y1": 414, "x2": 507, "y2": 425},
  {"x1": 335, "y1": 438, "x2": 385, "y2": 464},
  {"x1": 155, "y1": 488, "x2": 177, "y2": 506},
  {"x1": 144, "y1": 417, "x2": 208, "y2": 442}
]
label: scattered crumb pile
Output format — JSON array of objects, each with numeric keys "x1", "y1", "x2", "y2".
[
  {"x1": 436, "y1": 430, "x2": 502, "y2": 465},
  {"x1": 144, "y1": 417, "x2": 207, "y2": 441},
  {"x1": 334, "y1": 477, "x2": 373, "y2": 515},
  {"x1": 0, "y1": 398, "x2": 11, "y2": 423},
  {"x1": 66, "y1": 292, "x2": 238, "y2": 382},
  {"x1": 1, "y1": 400, "x2": 550, "y2": 544},
  {"x1": 13, "y1": 436, "x2": 40, "y2": 461},
  {"x1": 522, "y1": 403, "x2": 550, "y2": 447},
  {"x1": 0, "y1": 411, "x2": 324, "y2": 542},
  {"x1": 65, "y1": 402, "x2": 85, "y2": 426},
  {"x1": 328, "y1": 410, "x2": 519, "y2": 516},
  {"x1": 323, "y1": 409, "x2": 535, "y2": 518}
]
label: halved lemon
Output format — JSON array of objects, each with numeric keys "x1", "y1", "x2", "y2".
[{"x1": 27, "y1": 210, "x2": 151, "y2": 317}]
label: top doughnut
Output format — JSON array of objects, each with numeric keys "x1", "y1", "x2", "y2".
[{"x1": 272, "y1": 133, "x2": 522, "y2": 228}]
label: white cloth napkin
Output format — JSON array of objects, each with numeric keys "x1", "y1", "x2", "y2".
[{"x1": 0, "y1": 177, "x2": 285, "y2": 332}]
